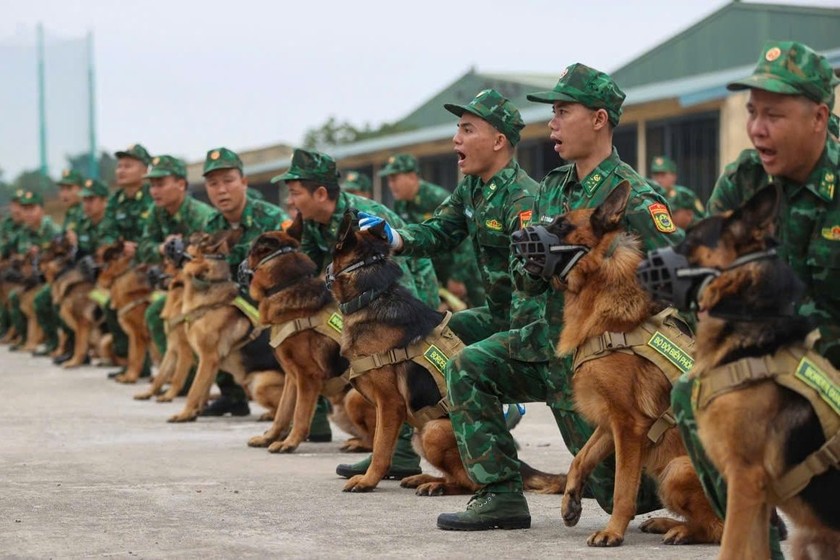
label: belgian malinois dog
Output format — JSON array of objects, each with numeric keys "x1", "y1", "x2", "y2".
[
  {"x1": 167, "y1": 230, "x2": 285, "y2": 424},
  {"x1": 329, "y1": 211, "x2": 566, "y2": 496},
  {"x1": 540, "y1": 183, "x2": 721, "y2": 547},
  {"x1": 243, "y1": 218, "x2": 374, "y2": 454},
  {"x1": 96, "y1": 240, "x2": 153, "y2": 383},
  {"x1": 644, "y1": 186, "x2": 839, "y2": 559}
]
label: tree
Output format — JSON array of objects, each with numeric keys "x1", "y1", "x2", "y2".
[
  {"x1": 302, "y1": 117, "x2": 416, "y2": 150},
  {"x1": 66, "y1": 151, "x2": 117, "y2": 185}
]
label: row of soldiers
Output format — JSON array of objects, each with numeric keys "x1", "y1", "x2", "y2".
[{"x1": 1, "y1": 39, "x2": 836, "y2": 554}]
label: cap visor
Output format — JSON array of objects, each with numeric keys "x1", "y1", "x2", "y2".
[
  {"x1": 443, "y1": 103, "x2": 467, "y2": 118},
  {"x1": 270, "y1": 172, "x2": 299, "y2": 184},
  {"x1": 202, "y1": 163, "x2": 238, "y2": 177},
  {"x1": 726, "y1": 74, "x2": 802, "y2": 95},
  {"x1": 376, "y1": 168, "x2": 395, "y2": 177},
  {"x1": 525, "y1": 90, "x2": 578, "y2": 104},
  {"x1": 143, "y1": 169, "x2": 176, "y2": 179}
]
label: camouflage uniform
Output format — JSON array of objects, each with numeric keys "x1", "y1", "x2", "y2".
[
  {"x1": 340, "y1": 170, "x2": 373, "y2": 198},
  {"x1": 440, "y1": 67, "x2": 682, "y2": 529},
  {"x1": 8, "y1": 191, "x2": 61, "y2": 344},
  {"x1": 0, "y1": 193, "x2": 24, "y2": 336},
  {"x1": 35, "y1": 169, "x2": 89, "y2": 354},
  {"x1": 140, "y1": 156, "x2": 216, "y2": 357},
  {"x1": 76, "y1": 180, "x2": 114, "y2": 256},
  {"x1": 202, "y1": 147, "x2": 291, "y2": 408},
  {"x1": 671, "y1": 41, "x2": 840, "y2": 559},
  {"x1": 649, "y1": 156, "x2": 706, "y2": 221},
  {"x1": 101, "y1": 144, "x2": 153, "y2": 362}
]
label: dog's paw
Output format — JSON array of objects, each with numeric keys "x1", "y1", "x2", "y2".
[
  {"x1": 115, "y1": 374, "x2": 138, "y2": 384},
  {"x1": 343, "y1": 475, "x2": 376, "y2": 493},
  {"x1": 662, "y1": 525, "x2": 694, "y2": 545},
  {"x1": 640, "y1": 517, "x2": 679, "y2": 535},
  {"x1": 247, "y1": 435, "x2": 272, "y2": 448},
  {"x1": 587, "y1": 530, "x2": 624, "y2": 547},
  {"x1": 414, "y1": 483, "x2": 445, "y2": 497},
  {"x1": 156, "y1": 393, "x2": 175, "y2": 403},
  {"x1": 167, "y1": 412, "x2": 197, "y2": 423},
  {"x1": 258, "y1": 412, "x2": 273, "y2": 422},
  {"x1": 133, "y1": 391, "x2": 153, "y2": 400},
  {"x1": 340, "y1": 439, "x2": 372, "y2": 453},
  {"x1": 267, "y1": 440, "x2": 298, "y2": 453},
  {"x1": 561, "y1": 491, "x2": 582, "y2": 527}
]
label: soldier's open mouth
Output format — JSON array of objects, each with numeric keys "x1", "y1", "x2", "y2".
[{"x1": 455, "y1": 150, "x2": 466, "y2": 162}]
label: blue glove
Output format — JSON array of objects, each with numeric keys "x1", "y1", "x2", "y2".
[{"x1": 358, "y1": 211, "x2": 401, "y2": 249}]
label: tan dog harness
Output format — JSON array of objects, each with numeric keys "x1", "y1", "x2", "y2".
[
  {"x1": 269, "y1": 304, "x2": 350, "y2": 397},
  {"x1": 348, "y1": 311, "x2": 464, "y2": 429},
  {"x1": 692, "y1": 334, "x2": 840, "y2": 504},
  {"x1": 574, "y1": 307, "x2": 696, "y2": 444}
]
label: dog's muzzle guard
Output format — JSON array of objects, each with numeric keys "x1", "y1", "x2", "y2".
[{"x1": 511, "y1": 225, "x2": 589, "y2": 281}]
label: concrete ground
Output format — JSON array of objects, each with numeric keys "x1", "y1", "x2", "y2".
[{"x1": 1, "y1": 346, "x2": 789, "y2": 559}]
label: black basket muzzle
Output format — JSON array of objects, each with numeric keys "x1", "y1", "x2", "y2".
[{"x1": 511, "y1": 225, "x2": 589, "y2": 281}]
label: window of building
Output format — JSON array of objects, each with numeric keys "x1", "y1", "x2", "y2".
[
  {"x1": 645, "y1": 111, "x2": 720, "y2": 201},
  {"x1": 613, "y1": 123, "x2": 638, "y2": 171}
]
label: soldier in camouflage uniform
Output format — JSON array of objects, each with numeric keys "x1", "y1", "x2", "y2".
[
  {"x1": 379, "y1": 153, "x2": 485, "y2": 308},
  {"x1": 670, "y1": 41, "x2": 840, "y2": 560},
  {"x1": 0, "y1": 194, "x2": 25, "y2": 339},
  {"x1": 7, "y1": 190, "x2": 61, "y2": 351},
  {"x1": 432, "y1": 66, "x2": 682, "y2": 531},
  {"x1": 76, "y1": 179, "x2": 114, "y2": 256},
  {"x1": 199, "y1": 147, "x2": 297, "y2": 418},
  {"x1": 274, "y1": 148, "x2": 439, "y2": 477},
  {"x1": 139, "y1": 155, "x2": 215, "y2": 360},
  {"x1": 340, "y1": 170, "x2": 373, "y2": 199},
  {"x1": 668, "y1": 187, "x2": 705, "y2": 230},
  {"x1": 32, "y1": 169, "x2": 88, "y2": 359},
  {"x1": 100, "y1": 143, "x2": 153, "y2": 377},
  {"x1": 649, "y1": 156, "x2": 706, "y2": 222}
]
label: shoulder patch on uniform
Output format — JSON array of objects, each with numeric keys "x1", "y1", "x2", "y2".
[
  {"x1": 821, "y1": 225, "x2": 840, "y2": 241},
  {"x1": 519, "y1": 210, "x2": 533, "y2": 228},
  {"x1": 648, "y1": 203, "x2": 676, "y2": 233},
  {"x1": 485, "y1": 219, "x2": 503, "y2": 231}
]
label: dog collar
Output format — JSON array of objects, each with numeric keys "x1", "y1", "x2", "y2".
[
  {"x1": 264, "y1": 273, "x2": 314, "y2": 298},
  {"x1": 325, "y1": 253, "x2": 386, "y2": 291},
  {"x1": 337, "y1": 283, "x2": 394, "y2": 315}
]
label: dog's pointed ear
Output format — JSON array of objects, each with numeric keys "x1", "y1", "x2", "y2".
[
  {"x1": 367, "y1": 219, "x2": 388, "y2": 241},
  {"x1": 728, "y1": 184, "x2": 779, "y2": 239},
  {"x1": 284, "y1": 213, "x2": 304, "y2": 241},
  {"x1": 591, "y1": 181, "x2": 631, "y2": 237},
  {"x1": 335, "y1": 209, "x2": 357, "y2": 251}
]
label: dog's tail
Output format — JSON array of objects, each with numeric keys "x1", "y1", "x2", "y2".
[{"x1": 520, "y1": 460, "x2": 566, "y2": 494}]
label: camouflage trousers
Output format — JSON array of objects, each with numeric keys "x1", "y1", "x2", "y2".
[
  {"x1": 145, "y1": 294, "x2": 167, "y2": 357},
  {"x1": 672, "y1": 373, "x2": 784, "y2": 559},
  {"x1": 8, "y1": 290, "x2": 25, "y2": 340},
  {"x1": 34, "y1": 284, "x2": 62, "y2": 349},
  {"x1": 446, "y1": 328, "x2": 662, "y2": 513},
  {"x1": 0, "y1": 302, "x2": 8, "y2": 335},
  {"x1": 449, "y1": 305, "x2": 506, "y2": 346}
]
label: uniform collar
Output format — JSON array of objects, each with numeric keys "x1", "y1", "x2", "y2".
[
  {"x1": 769, "y1": 136, "x2": 837, "y2": 202},
  {"x1": 319, "y1": 192, "x2": 353, "y2": 240},
  {"x1": 117, "y1": 185, "x2": 147, "y2": 203},
  {"x1": 575, "y1": 148, "x2": 622, "y2": 198},
  {"x1": 472, "y1": 159, "x2": 519, "y2": 203}
]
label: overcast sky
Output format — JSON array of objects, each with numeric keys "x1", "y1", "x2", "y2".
[{"x1": 1, "y1": 0, "x2": 837, "y2": 174}]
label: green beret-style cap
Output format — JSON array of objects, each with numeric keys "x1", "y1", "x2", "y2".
[
  {"x1": 527, "y1": 63, "x2": 626, "y2": 126},
  {"x1": 444, "y1": 88, "x2": 526, "y2": 146},
  {"x1": 114, "y1": 143, "x2": 152, "y2": 165},
  {"x1": 81, "y1": 178, "x2": 110, "y2": 198},
  {"x1": 377, "y1": 154, "x2": 419, "y2": 177},
  {"x1": 650, "y1": 156, "x2": 677, "y2": 174},
  {"x1": 18, "y1": 190, "x2": 44, "y2": 206},
  {"x1": 57, "y1": 169, "x2": 86, "y2": 187},
  {"x1": 341, "y1": 171, "x2": 373, "y2": 193}
]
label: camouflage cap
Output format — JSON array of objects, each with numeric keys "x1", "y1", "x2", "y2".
[
  {"x1": 341, "y1": 170, "x2": 373, "y2": 193},
  {"x1": 11, "y1": 189, "x2": 25, "y2": 203},
  {"x1": 527, "y1": 63, "x2": 626, "y2": 126},
  {"x1": 271, "y1": 149, "x2": 339, "y2": 186},
  {"x1": 57, "y1": 169, "x2": 86, "y2": 187},
  {"x1": 18, "y1": 190, "x2": 44, "y2": 206},
  {"x1": 144, "y1": 155, "x2": 187, "y2": 179},
  {"x1": 203, "y1": 147, "x2": 243, "y2": 176},
  {"x1": 668, "y1": 189, "x2": 698, "y2": 212},
  {"x1": 81, "y1": 178, "x2": 110, "y2": 198},
  {"x1": 377, "y1": 153, "x2": 419, "y2": 177},
  {"x1": 114, "y1": 143, "x2": 152, "y2": 165},
  {"x1": 650, "y1": 156, "x2": 677, "y2": 174},
  {"x1": 443, "y1": 88, "x2": 526, "y2": 146},
  {"x1": 728, "y1": 40, "x2": 839, "y2": 107}
]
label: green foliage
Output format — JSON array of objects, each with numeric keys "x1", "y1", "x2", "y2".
[
  {"x1": 302, "y1": 116, "x2": 416, "y2": 150},
  {"x1": 66, "y1": 150, "x2": 117, "y2": 185}
]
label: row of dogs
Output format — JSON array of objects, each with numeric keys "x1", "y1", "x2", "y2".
[{"x1": 1, "y1": 184, "x2": 837, "y2": 557}]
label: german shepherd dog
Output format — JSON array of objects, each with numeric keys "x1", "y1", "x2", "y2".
[
  {"x1": 40, "y1": 236, "x2": 106, "y2": 367},
  {"x1": 18, "y1": 251, "x2": 46, "y2": 352},
  {"x1": 541, "y1": 183, "x2": 721, "y2": 547},
  {"x1": 329, "y1": 210, "x2": 565, "y2": 496},
  {"x1": 134, "y1": 260, "x2": 194, "y2": 402},
  {"x1": 651, "y1": 186, "x2": 839, "y2": 559},
  {"x1": 168, "y1": 230, "x2": 285, "y2": 424},
  {"x1": 96, "y1": 240, "x2": 153, "y2": 383},
  {"x1": 243, "y1": 218, "x2": 374, "y2": 454}
]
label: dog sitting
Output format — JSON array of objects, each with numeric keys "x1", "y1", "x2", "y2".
[
  {"x1": 638, "y1": 185, "x2": 839, "y2": 559},
  {"x1": 329, "y1": 210, "x2": 565, "y2": 496},
  {"x1": 530, "y1": 182, "x2": 722, "y2": 547},
  {"x1": 96, "y1": 240, "x2": 153, "y2": 383},
  {"x1": 242, "y1": 218, "x2": 374, "y2": 454},
  {"x1": 167, "y1": 230, "x2": 285, "y2": 424}
]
